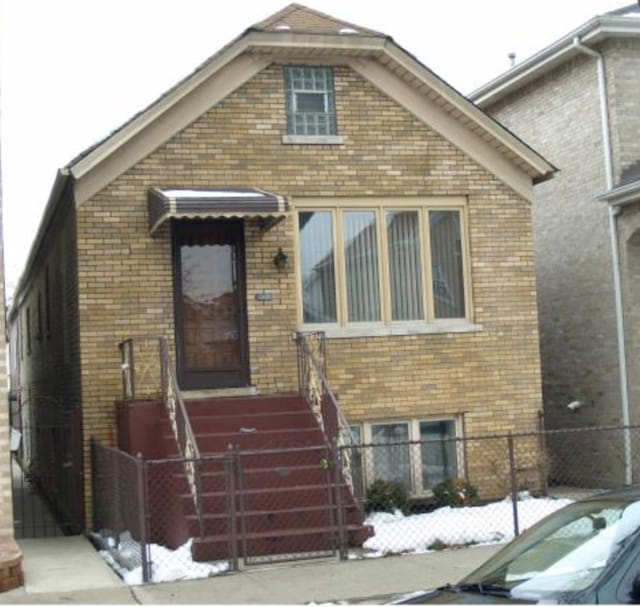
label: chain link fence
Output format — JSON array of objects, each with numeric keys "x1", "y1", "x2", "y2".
[{"x1": 91, "y1": 424, "x2": 640, "y2": 583}]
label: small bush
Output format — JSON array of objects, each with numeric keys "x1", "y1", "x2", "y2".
[
  {"x1": 432, "y1": 477, "x2": 478, "y2": 508},
  {"x1": 427, "y1": 538, "x2": 448, "y2": 551},
  {"x1": 365, "y1": 479, "x2": 409, "y2": 514}
]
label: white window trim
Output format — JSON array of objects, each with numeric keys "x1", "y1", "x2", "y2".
[
  {"x1": 296, "y1": 197, "x2": 475, "y2": 335},
  {"x1": 360, "y1": 417, "x2": 464, "y2": 496},
  {"x1": 282, "y1": 135, "x2": 344, "y2": 145}
]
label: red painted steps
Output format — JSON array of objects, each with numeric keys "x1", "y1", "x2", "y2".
[
  {"x1": 140, "y1": 393, "x2": 372, "y2": 560},
  {"x1": 161, "y1": 427, "x2": 326, "y2": 455}
]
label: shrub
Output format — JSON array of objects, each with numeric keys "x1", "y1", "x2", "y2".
[
  {"x1": 365, "y1": 479, "x2": 409, "y2": 514},
  {"x1": 427, "y1": 538, "x2": 448, "y2": 551},
  {"x1": 432, "y1": 477, "x2": 478, "y2": 508}
]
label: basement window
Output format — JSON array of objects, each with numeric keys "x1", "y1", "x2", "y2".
[{"x1": 360, "y1": 418, "x2": 462, "y2": 495}]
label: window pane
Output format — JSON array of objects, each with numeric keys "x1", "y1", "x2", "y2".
[
  {"x1": 299, "y1": 212, "x2": 337, "y2": 323},
  {"x1": 344, "y1": 211, "x2": 381, "y2": 322},
  {"x1": 371, "y1": 423, "x2": 411, "y2": 490},
  {"x1": 387, "y1": 211, "x2": 424, "y2": 320},
  {"x1": 284, "y1": 66, "x2": 336, "y2": 136},
  {"x1": 295, "y1": 92, "x2": 326, "y2": 113},
  {"x1": 430, "y1": 210, "x2": 465, "y2": 318},
  {"x1": 420, "y1": 420, "x2": 458, "y2": 489}
]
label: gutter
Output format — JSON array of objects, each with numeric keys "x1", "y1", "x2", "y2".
[{"x1": 572, "y1": 37, "x2": 632, "y2": 486}]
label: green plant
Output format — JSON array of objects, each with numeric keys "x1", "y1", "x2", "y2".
[
  {"x1": 427, "y1": 538, "x2": 448, "y2": 551},
  {"x1": 365, "y1": 479, "x2": 409, "y2": 514},
  {"x1": 432, "y1": 477, "x2": 478, "y2": 508}
]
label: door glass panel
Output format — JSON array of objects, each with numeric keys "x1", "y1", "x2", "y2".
[{"x1": 181, "y1": 243, "x2": 240, "y2": 371}]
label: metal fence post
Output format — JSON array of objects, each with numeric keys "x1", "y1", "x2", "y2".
[
  {"x1": 136, "y1": 453, "x2": 151, "y2": 583},
  {"x1": 225, "y1": 448, "x2": 239, "y2": 571},
  {"x1": 333, "y1": 442, "x2": 347, "y2": 560},
  {"x1": 507, "y1": 435, "x2": 520, "y2": 537}
]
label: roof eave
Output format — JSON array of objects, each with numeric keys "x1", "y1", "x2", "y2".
[
  {"x1": 10, "y1": 169, "x2": 72, "y2": 314},
  {"x1": 381, "y1": 43, "x2": 557, "y2": 182},
  {"x1": 471, "y1": 16, "x2": 640, "y2": 107},
  {"x1": 68, "y1": 30, "x2": 389, "y2": 185},
  {"x1": 61, "y1": 26, "x2": 555, "y2": 217},
  {"x1": 598, "y1": 180, "x2": 640, "y2": 206}
]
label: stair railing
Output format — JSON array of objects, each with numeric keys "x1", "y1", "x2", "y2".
[
  {"x1": 118, "y1": 336, "x2": 203, "y2": 535},
  {"x1": 158, "y1": 337, "x2": 204, "y2": 535},
  {"x1": 295, "y1": 331, "x2": 361, "y2": 504}
]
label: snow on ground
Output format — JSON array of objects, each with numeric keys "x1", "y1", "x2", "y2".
[
  {"x1": 95, "y1": 494, "x2": 572, "y2": 584},
  {"x1": 361, "y1": 493, "x2": 573, "y2": 557},
  {"x1": 93, "y1": 532, "x2": 229, "y2": 585}
]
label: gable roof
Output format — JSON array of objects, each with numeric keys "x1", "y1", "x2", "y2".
[
  {"x1": 62, "y1": 3, "x2": 554, "y2": 204},
  {"x1": 19, "y1": 4, "x2": 556, "y2": 305},
  {"x1": 252, "y1": 3, "x2": 384, "y2": 36},
  {"x1": 471, "y1": 3, "x2": 640, "y2": 107}
]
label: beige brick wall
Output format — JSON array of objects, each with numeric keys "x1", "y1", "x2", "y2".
[
  {"x1": 74, "y1": 63, "x2": 543, "y2": 517},
  {"x1": 482, "y1": 38, "x2": 640, "y2": 487},
  {"x1": 484, "y1": 53, "x2": 619, "y2": 431}
]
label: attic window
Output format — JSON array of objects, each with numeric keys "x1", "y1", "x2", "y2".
[{"x1": 284, "y1": 66, "x2": 338, "y2": 138}]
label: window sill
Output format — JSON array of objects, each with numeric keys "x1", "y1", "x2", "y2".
[
  {"x1": 282, "y1": 135, "x2": 344, "y2": 145},
  {"x1": 297, "y1": 321, "x2": 483, "y2": 340}
]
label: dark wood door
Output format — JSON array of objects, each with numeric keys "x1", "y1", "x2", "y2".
[{"x1": 172, "y1": 220, "x2": 249, "y2": 390}]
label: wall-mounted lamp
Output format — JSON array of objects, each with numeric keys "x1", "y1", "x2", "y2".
[{"x1": 273, "y1": 247, "x2": 288, "y2": 272}]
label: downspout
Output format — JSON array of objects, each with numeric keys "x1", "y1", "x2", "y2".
[{"x1": 573, "y1": 37, "x2": 632, "y2": 485}]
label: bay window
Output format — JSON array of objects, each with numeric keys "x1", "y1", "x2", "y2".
[{"x1": 298, "y1": 200, "x2": 470, "y2": 328}]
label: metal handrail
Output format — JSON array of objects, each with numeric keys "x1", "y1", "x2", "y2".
[
  {"x1": 158, "y1": 337, "x2": 204, "y2": 535},
  {"x1": 295, "y1": 332, "x2": 361, "y2": 507},
  {"x1": 118, "y1": 339, "x2": 135, "y2": 400},
  {"x1": 117, "y1": 336, "x2": 203, "y2": 535}
]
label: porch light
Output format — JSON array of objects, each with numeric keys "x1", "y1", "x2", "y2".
[{"x1": 273, "y1": 247, "x2": 288, "y2": 271}]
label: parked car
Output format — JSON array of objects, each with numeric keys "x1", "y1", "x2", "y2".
[{"x1": 392, "y1": 487, "x2": 640, "y2": 604}]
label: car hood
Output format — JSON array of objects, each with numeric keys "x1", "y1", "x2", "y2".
[{"x1": 391, "y1": 588, "x2": 534, "y2": 604}]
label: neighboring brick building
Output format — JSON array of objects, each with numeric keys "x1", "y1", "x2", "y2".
[
  {"x1": 472, "y1": 4, "x2": 640, "y2": 487},
  {"x1": 9, "y1": 3, "x2": 554, "y2": 533},
  {"x1": 0, "y1": 97, "x2": 23, "y2": 590}
]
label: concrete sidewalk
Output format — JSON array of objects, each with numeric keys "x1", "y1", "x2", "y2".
[{"x1": 0, "y1": 536, "x2": 501, "y2": 604}]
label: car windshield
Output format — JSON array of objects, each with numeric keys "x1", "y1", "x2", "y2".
[{"x1": 460, "y1": 497, "x2": 640, "y2": 602}]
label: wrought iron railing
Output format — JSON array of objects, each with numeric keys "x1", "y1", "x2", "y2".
[
  {"x1": 295, "y1": 331, "x2": 362, "y2": 505},
  {"x1": 117, "y1": 337, "x2": 203, "y2": 535},
  {"x1": 158, "y1": 337, "x2": 204, "y2": 534},
  {"x1": 118, "y1": 336, "x2": 162, "y2": 400}
]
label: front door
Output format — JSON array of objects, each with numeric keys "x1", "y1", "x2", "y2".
[{"x1": 172, "y1": 220, "x2": 249, "y2": 390}]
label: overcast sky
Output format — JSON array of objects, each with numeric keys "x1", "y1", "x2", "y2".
[{"x1": 0, "y1": 0, "x2": 628, "y2": 293}]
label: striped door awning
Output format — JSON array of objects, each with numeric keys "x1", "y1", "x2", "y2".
[{"x1": 148, "y1": 187, "x2": 291, "y2": 235}]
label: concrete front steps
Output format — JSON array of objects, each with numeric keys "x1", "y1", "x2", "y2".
[{"x1": 156, "y1": 393, "x2": 372, "y2": 560}]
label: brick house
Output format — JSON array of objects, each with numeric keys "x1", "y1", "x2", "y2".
[
  {"x1": 471, "y1": 4, "x2": 640, "y2": 487},
  {"x1": 8, "y1": 3, "x2": 554, "y2": 544}
]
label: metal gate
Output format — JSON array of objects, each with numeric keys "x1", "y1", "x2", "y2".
[
  {"x1": 236, "y1": 444, "x2": 339, "y2": 566},
  {"x1": 10, "y1": 393, "x2": 84, "y2": 538}
]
